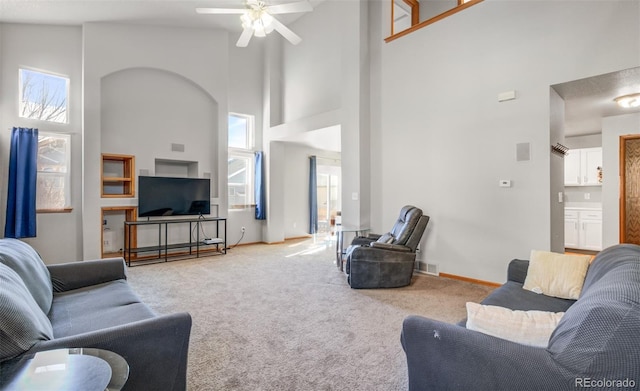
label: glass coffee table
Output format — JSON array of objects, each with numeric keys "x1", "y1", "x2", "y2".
[
  {"x1": 0, "y1": 348, "x2": 129, "y2": 391},
  {"x1": 336, "y1": 225, "x2": 370, "y2": 272}
]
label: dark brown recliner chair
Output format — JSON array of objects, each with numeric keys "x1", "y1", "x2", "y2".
[{"x1": 345, "y1": 206, "x2": 429, "y2": 289}]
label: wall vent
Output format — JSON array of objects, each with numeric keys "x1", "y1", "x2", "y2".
[
  {"x1": 416, "y1": 261, "x2": 438, "y2": 276},
  {"x1": 426, "y1": 263, "x2": 439, "y2": 276},
  {"x1": 171, "y1": 143, "x2": 185, "y2": 152}
]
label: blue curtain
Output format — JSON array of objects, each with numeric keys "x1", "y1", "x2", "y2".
[
  {"x1": 5, "y1": 127, "x2": 38, "y2": 238},
  {"x1": 254, "y1": 151, "x2": 266, "y2": 220},
  {"x1": 309, "y1": 156, "x2": 318, "y2": 234}
]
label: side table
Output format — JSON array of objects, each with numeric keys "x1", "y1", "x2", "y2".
[
  {"x1": 0, "y1": 348, "x2": 129, "y2": 391},
  {"x1": 336, "y1": 226, "x2": 370, "y2": 272}
]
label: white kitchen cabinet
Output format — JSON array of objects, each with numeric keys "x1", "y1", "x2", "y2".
[
  {"x1": 564, "y1": 208, "x2": 602, "y2": 251},
  {"x1": 564, "y1": 210, "x2": 580, "y2": 248},
  {"x1": 564, "y1": 147, "x2": 602, "y2": 186}
]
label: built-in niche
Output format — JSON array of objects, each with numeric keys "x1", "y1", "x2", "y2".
[
  {"x1": 100, "y1": 66, "x2": 219, "y2": 198},
  {"x1": 155, "y1": 158, "x2": 199, "y2": 178},
  {"x1": 151, "y1": 158, "x2": 218, "y2": 216}
]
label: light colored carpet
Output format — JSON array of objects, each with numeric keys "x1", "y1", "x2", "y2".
[{"x1": 126, "y1": 238, "x2": 494, "y2": 391}]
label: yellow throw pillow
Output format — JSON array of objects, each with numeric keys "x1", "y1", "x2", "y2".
[
  {"x1": 522, "y1": 250, "x2": 592, "y2": 300},
  {"x1": 466, "y1": 302, "x2": 564, "y2": 347}
]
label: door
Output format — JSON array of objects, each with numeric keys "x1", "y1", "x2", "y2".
[
  {"x1": 316, "y1": 165, "x2": 341, "y2": 234},
  {"x1": 620, "y1": 135, "x2": 640, "y2": 245}
]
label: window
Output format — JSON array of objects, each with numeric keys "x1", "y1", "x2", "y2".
[
  {"x1": 386, "y1": 0, "x2": 484, "y2": 42},
  {"x1": 229, "y1": 113, "x2": 254, "y2": 149},
  {"x1": 228, "y1": 113, "x2": 255, "y2": 208},
  {"x1": 37, "y1": 132, "x2": 71, "y2": 211},
  {"x1": 19, "y1": 68, "x2": 69, "y2": 124}
]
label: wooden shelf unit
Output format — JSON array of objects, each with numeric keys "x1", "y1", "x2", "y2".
[
  {"x1": 102, "y1": 153, "x2": 135, "y2": 197},
  {"x1": 101, "y1": 207, "x2": 137, "y2": 258}
]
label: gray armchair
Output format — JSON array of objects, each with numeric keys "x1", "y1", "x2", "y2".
[{"x1": 345, "y1": 206, "x2": 429, "y2": 288}]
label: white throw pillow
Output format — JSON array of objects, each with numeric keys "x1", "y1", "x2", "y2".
[
  {"x1": 522, "y1": 250, "x2": 592, "y2": 300},
  {"x1": 466, "y1": 302, "x2": 564, "y2": 347}
]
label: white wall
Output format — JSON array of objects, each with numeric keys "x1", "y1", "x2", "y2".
[
  {"x1": 281, "y1": 1, "x2": 342, "y2": 124},
  {"x1": 0, "y1": 23, "x2": 83, "y2": 263},
  {"x1": 263, "y1": 0, "x2": 370, "y2": 245},
  {"x1": 226, "y1": 37, "x2": 266, "y2": 246},
  {"x1": 265, "y1": 1, "x2": 370, "y2": 241},
  {"x1": 283, "y1": 143, "x2": 341, "y2": 238},
  {"x1": 373, "y1": 1, "x2": 640, "y2": 282},
  {"x1": 602, "y1": 113, "x2": 640, "y2": 248},
  {"x1": 101, "y1": 68, "x2": 217, "y2": 178},
  {"x1": 83, "y1": 23, "x2": 230, "y2": 259}
]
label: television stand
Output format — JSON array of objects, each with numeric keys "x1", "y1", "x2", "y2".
[{"x1": 123, "y1": 217, "x2": 226, "y2": 266}]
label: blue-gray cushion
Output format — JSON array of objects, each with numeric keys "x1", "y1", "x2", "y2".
[
  {"x1": 49, "y1": 280, "x2": 156, "y2": 338},
  {"x1": 548, "y1": 245, "x2": 640, "y2": 376},
  {"x1": 0, "y1": 238, "x2": 52, "y2": 314},
  {"x1": 0, "y1": 263, "x2": 53, "y2": 362}
]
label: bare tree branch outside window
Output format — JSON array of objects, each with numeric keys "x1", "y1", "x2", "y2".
[{"x1": 19, "y1": 69, "x2": 68, "y2": 124}]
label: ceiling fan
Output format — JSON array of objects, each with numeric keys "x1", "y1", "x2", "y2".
[{"x1": 196, "y1": 0, "x2": 313, "y2": 47}]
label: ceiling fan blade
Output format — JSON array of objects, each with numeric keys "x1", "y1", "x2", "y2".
[
  {"x1": 236, "y1": 28, "x2": 254, "y2": 47},
  {"x1": 196, "y1": 7, "x2": 246, "y2": 14},
  {"x1": 267, "y1": 1, "x2": 313, "y2": 15},
  {"x1": 270, "y1": 17, "x2": 302, "y2": 45}
]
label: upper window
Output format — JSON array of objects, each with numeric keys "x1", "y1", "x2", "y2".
[
  {"x1": 19, "y1": 68, "x2": 69, "y2": 124},
  {"x1": 37, "y1": 132, "x2": 71, "y2": 211},
  {"x1": 387, "y1": 0, "x2": 484, "y2": 42},
  {"x1": 228, "y1": 113, "x2": 255, "y2": 209},
  {"x1": 229, "y1": 113, "x2": 254, "y2": 149}
]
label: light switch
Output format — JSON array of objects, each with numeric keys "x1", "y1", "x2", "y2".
[
  {"x1": 499, "y1": 179, "x2": 511, "y2": 188},
  {"x1": 498, "y1": 90, "x2": 517, "y2": 102},
  {"x1": 351, "y1": 192, "x2": 359, "y2": 201}
]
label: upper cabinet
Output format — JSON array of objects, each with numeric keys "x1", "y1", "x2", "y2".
[
  {"x1": 564, "y1": 147, "x2": 602, "y2": 186},
  {"x1": 102, "y1": 153, "x2": 135, "y2": 197}
]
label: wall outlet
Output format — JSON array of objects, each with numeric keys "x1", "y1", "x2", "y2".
[{"x1": 241, "y1": 227, "x2": 246, "y2": 233}]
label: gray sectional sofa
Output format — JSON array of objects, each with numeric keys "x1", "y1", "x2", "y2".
[
  {"x1": 0, "y1": 238, "x2": 192, "y2": 391},
  {"x1": 401, "y1": 243, "x2": 640, "y2": 390}
]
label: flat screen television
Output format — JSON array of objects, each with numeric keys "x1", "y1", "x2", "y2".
[{"x1": 138, "y1": 176, "x2": 211, "y2": 217}]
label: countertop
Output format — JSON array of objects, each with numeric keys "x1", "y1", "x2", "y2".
[{"x1": 565, "y1": 202, "x2": 602, "y2": 211}]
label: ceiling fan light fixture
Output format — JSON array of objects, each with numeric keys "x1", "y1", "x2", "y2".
[
  {"x1": 614, "y1": 93, "x2": 640, "y2": 108},
  {"x1": 240, "y1": 12, "x2": 252, "y2": 28},
  {"x1": 198, "y1": 0, "x2": 312, "y2": 47},
  {"x1": 240, "y1": 8, "x2": 274, "y2": 37},
  {"x1": 254, "y1": 24, "x2": 267, "y2": 37},
  {"x1": 260, "y1": 13, "x2": 274, "y2": 28}
]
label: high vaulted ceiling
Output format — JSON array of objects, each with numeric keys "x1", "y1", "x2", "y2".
[
  {"x1": 2, "y1": 1, "x2": 639, "y2": 138},
  {"x1": 0, "y1": 0, "x2": 317, "y2": 32}
]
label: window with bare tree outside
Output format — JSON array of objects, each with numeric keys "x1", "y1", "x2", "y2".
[
  {"x1": 19, "y1": 68, "x2": 69, "y2": 124},
  {"x1": 37, "y1": 132, "x2": 71, "y2": 212}
]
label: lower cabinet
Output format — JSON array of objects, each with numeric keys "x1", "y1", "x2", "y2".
[{"x1": 564, "y1": 209, "x2": 602, "y2": 251}]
